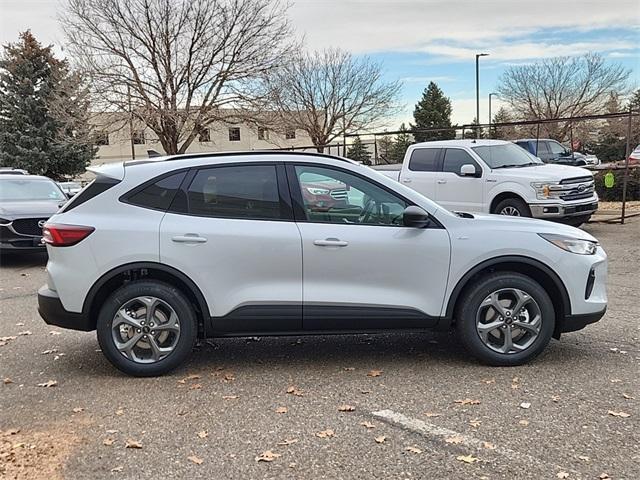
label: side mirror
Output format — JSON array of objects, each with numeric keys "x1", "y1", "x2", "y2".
[
  {"x1": 460, "y1": 164, "x2": 478, "y2": 177},
  {"x1": 403, "y1": 206, "x2": 431, "y2": 228}
]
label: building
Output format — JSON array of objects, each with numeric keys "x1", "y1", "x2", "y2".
[{"x1": 89, "y1": 113, "x2": 314, "y2": 165}]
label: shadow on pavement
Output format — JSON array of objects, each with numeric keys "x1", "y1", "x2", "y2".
[{"x1": 0, "y1": 251, "x2": 48, "y2": 269}]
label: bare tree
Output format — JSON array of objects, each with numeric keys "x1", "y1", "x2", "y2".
[
  {"x1": 263, "y1": 49, "x2": 401, "y2": 152},
  {"x1": 62, "y1": 0, "x2": 294, "y2": 155},
  {"x1": 498, "y1": 53, "x2": 630, "y2": 140}
]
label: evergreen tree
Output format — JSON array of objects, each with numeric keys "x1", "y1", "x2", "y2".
[
  {"x1": 0, "y1": 31, "x2": 95, "y2": 178},
  {"x1": 389, "y1": 123, "x2": 414, "y2": 163},
  {"x1": 411, "y1": 81, "x2": 455, "y2": 142},
  {"x1": 491, "y1": 107, "x2": 515, "y2": 139},
  {"x1": 593, "y1": 92, "x2": 628, "y2": 162},
  {"x1": 346, "y1": 136, "x2": 371, "y2": 164},
  {"x1": 376, "y1": 134, "x2": 395, "y2": 164}
]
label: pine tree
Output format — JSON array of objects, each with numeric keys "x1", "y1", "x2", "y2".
[
  {"x1": 491, "y1": 107, "x2": 515, "y2": 139},
  {"x1": 389, "y1": 123, "x2": 414, "y2": 163},
  {"x1": 376, "y1": 134, "x2": 395, "y2": 164},
  {"x1": 346, "y1": 136, "x2": 371, "y2": 164},
  {"x1": 0, "y1": 31, "x2": 95, "y2": 178},
  {"x1": 411, "y1": 81, "x2": 455, "y2": 142}
]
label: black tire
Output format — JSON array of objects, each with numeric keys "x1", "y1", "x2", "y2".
[
  {"x1": 456, "y1": 272, "x2": 555, "y2": 366},
  {"x1": 96, "y1": 280, "x2": 197, "y2": 376},
  {"x1": 494, "y1": 197, "x2": 531, "y2": 217}
]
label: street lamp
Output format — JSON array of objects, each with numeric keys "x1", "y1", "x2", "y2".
[
  {"x1": 488, "y1": 92, "x2": 499, "y2": 126},
  {"x1": 475, "y1": 53, "x2": 489, "y2": 139}
]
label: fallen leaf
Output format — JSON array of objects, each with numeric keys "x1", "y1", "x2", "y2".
[
  {"x1": 469, "y1": 419, "x2": 482, "y2": 428},
  {"x1": 481, "y1": 378, "x2": 495, "y2": 384},
  {"x1": 610, "y1": 378, "x2": 622, "y2": 383},
  {"x1": 185, "y1": 374, "x2": 201, "y2": 380},
  {"x1": 518, "y1": 419, "x2": 530, "y2": 426},
  {"x1": 360, "y1": 390, "x2": 371, "y2": 394},
  {"x1": 519, "y1": 402, "x2": 531, "y2": 409},
  {"x1": 188, "y1": 455, "x2": 204, "y2": 465},
  {"x1": 72, "y1": 407, "x2": 84, "y2": 413},
  {"x1": 49, "y1": 331, "x2": 61, "y2": 335},
  {"x1": 111, "y1": 466, "x2": 123, "y2": 473},
  {"x1": 177, "y1": 379, "x2": 186, "y2": 384},
  {"x1": 360, "y1": 421, "x2": 375, "y2": 429},
  {"x1": 0, "y1": 336, "x2": 17, "y2": 342},
  {"x1": 223, "y1": 373, "x2": 235, "y2": 382},
  {"x1": 125, "y1": 439, "x2": 143, "y2": 449},
  {"x1": 405, "y1": 446, "x2": 422, "y2": 454},
  {"x1": 343, "y1": 367, "x2": 355, "y2": 371},
  {"x1": 115, "y1": 408, "x2": 124, "y2": 416},
  {"x1": 482, "y1": 442, "x2": 496, "y2": 450},
  {"x1": 556, "y1": 472, "x2": 569, "y2": 479},
  {"x1": 17, "y1": 330, "x2": 32, "y2": 336},
  {"x1": 599, "y1": 474, "x2": 610, "y2": 479},
  {"x1": 454, "y1": 398, "x2": 480, "y2": 405},
  {"x1": 256, "y1": 450, "x2": 281, "y2": 462},
  {"x1": 103, "y1": 438, "x2": 115, "y2": 446},
  {"x1": 424, "y1": 412, "x2": 441, "y2": 417},
  {"x1": 3, "y1": 378, "x2": 13, "y2": 384},
  {"x1": 277, "y1": 438, "x2": 298, "y2": 446},
  {"x1": 5, "y1": 428, "x2": 20, "y2": 435},
  {"x1": 37, "y1": 380, "x2": 57, "y2": 388},
  {"x1": 315, "y1": 429, "x2": 335, "y2": 438},
  {"x1": 607, "y1": 410, "x2": 630, "y2": 418},
  {"x1": 106, "y1": 429, "x2": 118, "y2": 434},
  {"x1": 367, "y1": 369, "x2": 383, "y2": 377},
  {"x1": 577, "y1": 455, "x2": 590, "y2": 462},
  {"x1": 622, "y1": 393, "x2": 634, "y2": 399},
  {"x1": 275, "y1": 406, "x2": 288, "y2": 414},
  {"x1": 375, "y1": 435, "x2": 386, "y2": 444},
  {"x1": 457, "y1": 454, "x2": 479, "y2": 464},
  {"x1": 41, "y1": 349, "x2": 58, "y2": 355},
  {"x1": 189, "y1": 383, "x2": 202, "y2": 390},
  {"x1": 286, "y1": 386, "x2": 304, "y2": 397},
  {"x1": 338, "y1": 404, "x2": 355, "y2": 412},
  {"x1": 445, "y1": 436, "x2": 464, "y2": 444},
  {"x1": 197, "y1": 431, "x2": 208, "y2": 439},
  {"x1": 551, "y1": 395, "x2": 561, "y2": 402},
  {"x1": 222, "y1": 395, "x2": 238, "y2": 399}
]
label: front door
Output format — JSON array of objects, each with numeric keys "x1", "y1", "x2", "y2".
[
  {"x1": 435, "y1": 148, "x2": 485, "y2": 212},
  {"x1": 288, "y1": 163, "x2": 451, "y2": 331}
]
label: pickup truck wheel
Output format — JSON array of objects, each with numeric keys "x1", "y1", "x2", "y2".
[
  {"x1": 96, "y1": 280, "x2": 197, "y2": 377},
  {"x1": 494, "y1": 198, "x2": 531, "y2": 217},
  {"x1": 456, "y1": 272, "x2": 554, "y2": 366}
]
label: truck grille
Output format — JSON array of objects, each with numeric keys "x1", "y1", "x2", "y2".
[
  {"x1": 11, "y1": 218, "x2": 47, "y2": 236},
  {"x1": 330, "y1": 189, "x2": 348, "y2": 200},
  {"x1": 554, "y1": 177, "x2": 595, "y2": 201}
]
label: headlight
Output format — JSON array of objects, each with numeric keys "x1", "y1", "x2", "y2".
[
  {"x1": 531, "y1": 182, "x2": 562, "y2": 200},
  {"x1": 539, "y1": 233, "x2": 598, "y2": 255},
  {"x1": 306, "y1": 187, "x2": 330, "y2": 195}
]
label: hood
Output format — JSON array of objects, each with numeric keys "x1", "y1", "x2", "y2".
[
  {"x1": 491, "y1": 163, "x2": 593, "y2": 182},
  {"x1": 455, "y1": 212, "x2": 598, "y2": 242},
  {"x1": 0, "y1": 200, "x2": 63, "y2": 219}
]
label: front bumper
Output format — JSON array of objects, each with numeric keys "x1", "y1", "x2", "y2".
[
  {"x1": 529, "y1": 200, "x2": 598, "y2": 219},
  {"x1": 561, "y1": 308, "x2": 607, "y2": 333},
  {"x1": 37, "y1": 285, "x2": 93, "y2": 331},
  {"x1": 0, "y1": 223, "x2": 46, "y2": 251}
]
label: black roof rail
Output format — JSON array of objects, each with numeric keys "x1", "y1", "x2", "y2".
[{"x1": 125, "y1": 150, "x2": 354, "y2": 167}]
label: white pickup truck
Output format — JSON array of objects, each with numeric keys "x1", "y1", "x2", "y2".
[{"x1": 374, "y1": 139, "x2": 598, "y2": 226}]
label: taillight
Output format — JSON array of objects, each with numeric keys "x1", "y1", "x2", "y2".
[{"x1": 42, "y1": 223, "x2": 95, "y2": 247}]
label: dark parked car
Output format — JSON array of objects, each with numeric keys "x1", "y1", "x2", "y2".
[
  {"x1": 0, "y1": 175, "x2": 68, "y2": 252},
  {"x1": 514, "y1": 139, "x2": 597, "y2": 166}
]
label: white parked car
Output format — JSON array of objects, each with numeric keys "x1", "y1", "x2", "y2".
[
  {"x1": 38, "y1": 152, "x2": 607, "y2": 376},
  {"x1": 375, "y1": 140, "x2": 598, "y2": 227}
]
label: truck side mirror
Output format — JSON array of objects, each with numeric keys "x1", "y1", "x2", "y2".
[
  {"x1": 460, "y1": 164, "x2": 478, "y2": 177},
  {"x1": 402, "y1": 206, "x2": 431, "y2": 228}
]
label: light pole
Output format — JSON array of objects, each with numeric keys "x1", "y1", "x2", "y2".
[
  {"x1": 488, "y1": 92, "x2": 498, "y2": 138},
  {"x1": 475, "y1": 53, "x2": 489, "y2": 139}
]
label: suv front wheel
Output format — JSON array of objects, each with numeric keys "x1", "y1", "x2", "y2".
[
  {"x1": 96, "y1": 280, "x2": 197, "y2": 376},
  {"x1": 456, "y1": 272, "x2": 555, "y2": 366}
]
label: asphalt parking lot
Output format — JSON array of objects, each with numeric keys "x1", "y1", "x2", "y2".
[{"x1": 1, "y1": 218, "x2": 638, "y2": 480}]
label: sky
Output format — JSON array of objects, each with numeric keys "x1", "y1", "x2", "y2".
[{"x1": 1, "y1": 0, "x2": 639, "y2": 127}]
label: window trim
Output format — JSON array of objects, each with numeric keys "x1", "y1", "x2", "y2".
[
  {"x1": 285, "y1": 162, "x2": 443, "y2": 229},
  {"x1": 119, "y1": 168, "x2": 191, "y2": 212},
  {"x1": 407, "y1": 147, "x2": 443, "y2": 172},
  {"x1": 441, "y1": 148, "x2": 483, "y2": 178}
]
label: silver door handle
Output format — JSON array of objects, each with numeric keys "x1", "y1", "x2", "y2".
[
  {"x1": 437, "y1": 179, "x2": 447, "y2": 184},
  {"x1": 314, "y1": 238, "x2": 348, "y2": 247},
  {"x1": 172, "y1": 234, "x2": 207, "y2": 244},
  {"x1": 402, "y1": 178, "x2": 412, "y2": 183}
]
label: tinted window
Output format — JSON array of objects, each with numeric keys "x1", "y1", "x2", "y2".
[
  {"x1": 127, "y1": 171, "x2": 187, "y2": 211},
  {"x1": 294, "y1": 165, "x2": 408, "y2": 226},
  {"x1": 537, "y1": 142, "x2": 551, "y2": 160},
  {"x1": 472, "y1": 144, "x2": 542, "y2": 168},
  {"x1": 548, "y1": 141, "x2": 567, "y2": 155},
  {"x1": 442, "y1": 149, "x2": 480, "y2": 175},
  {"x1": 408, "y1": 148, "x2": 440, "y2": 172},
  {"x1": 187, "y1": 165, "x2": 282, "y2": 220}
]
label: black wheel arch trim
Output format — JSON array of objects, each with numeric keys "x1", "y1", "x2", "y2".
[{"x1": 444, "y1": 255, "x2": 572, "y2": 322}]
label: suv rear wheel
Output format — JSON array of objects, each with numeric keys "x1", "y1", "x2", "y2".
[
  {"x1": 456, "y1": 272, "x2": 554, "y2": 366},
  {"x1": 96, "y1": 280, "x2": 197, "y2": 376}
]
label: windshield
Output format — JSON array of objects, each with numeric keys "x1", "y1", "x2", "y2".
[
  {"x1": 472, "y1": 144, "x2": 543, "y2": 169},
  {"x1": 0, "y1": 178, "x2": 66, "y2": 202}
]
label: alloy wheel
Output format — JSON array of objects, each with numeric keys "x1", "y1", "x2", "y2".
[{"x1": 500, "y1": 206, "x2": 521, "y2": 216}]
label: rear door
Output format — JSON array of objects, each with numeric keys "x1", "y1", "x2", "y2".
[
  {"x1": 399, "y1": 148, "x2": 441, "y2": 201},
  {"x1": 159, "y1": 162, "x2": 303, "y2": 333},
  {"x1": 435, "y1": 148, "x2": 485, "y2": 212}
]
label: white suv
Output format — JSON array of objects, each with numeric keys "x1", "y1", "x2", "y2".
[{"x1": 38, "y1": 152, "x2": 608, "y2": 376}]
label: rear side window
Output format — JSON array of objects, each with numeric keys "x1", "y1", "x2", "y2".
[
  {"x1": 408, "y1": 148, "x2": 440, "y2": 172},
  {"x1": 61, "y1": 176, "x2": 120, "y2": 212},
  {"x1": 442, "y1": 149, "x2": 480, "y2": 176},
  {"x1": 515, "y1": 141, "x2": 532, "y2": 153},
  {"x1": 187, "y1": 165, "x2": 283, "y2": 220},
  {"x1": 126, "y1": 171, "x2": 187, "y2": 211}
]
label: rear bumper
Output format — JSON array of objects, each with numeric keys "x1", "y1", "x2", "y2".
[
  {"x1": 561, "y1": 307, "x2": 607, "y2": 333},
  {"x1": 529, "y1": 200, "x2": 598, "y2": 219},
  {"x1": 37, "y1": 285, "x2": 93, "y2": 331}
]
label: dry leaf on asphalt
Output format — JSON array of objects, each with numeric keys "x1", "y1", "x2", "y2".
[
  {"x1": 3, "y1": 378, "x2": 13, "y2": 384},
  {"x1": 49, "y1": 331, "x2": 61, "y2": 335},
  {"x1": 115, "y1": 408, "x2": 124, "y2": 416},
  {"x1": 360, "y1": 421, "x2": 375, "y2": 429},
  {"x1": 405, "y1": 446, "x2": 422, "y2": 454},
  {"x1": 72, "y1": 407, "x2": 84, "y2": 413},
  {"x1": 599, "y1": 474, "x2": 610, "y2": 479},
  {"x1": 577, "y1": 455, "x2": 590, "y2": 462},
  {"x1": 556, "y1": 472, "x2": 569, "y2": 479},
  {"x1": 483, "y1": 442, "x2": 496, "y2": 450},
  {"x1": 41, "y1": 349, "x2": 58, "y2": 355},
  {"x1": 277, "y1": 438, "x2": 298, "y2": 446},
  {"x1": 481, "y1": 378, "x2": 495, "y2": 384},
  {"x1": 223, "y1": 373, "x2": 235, "y2": 382},
  {"x1": 111, "y1": 466, "x2": 123, "y2": 473},
  {"x1": 197, "y1": 431, "x2": 208, "y2": 439},
  {"x1": 457, "y1": 454, "x2": 479, "y2": 464},
  {"x1": 375, "y1": 436, "x2": 386, "y2": 444},
  {"x1": 343, "y1": 367, "x2": 355, "y2": 371},
  {"x1": 469, "y1": 419, "x2": 482, "y2": 428},
  {"x1": 103, "y1": 438, "x2": 115, "y2": 446},
  {"x1": 256, "y1": 450, "x2": 281, "y2": 462},
  {"x1": 424, "y1": 412, "x2": 441, "y2": 417},
  {"x1": 286, "y1": 386, "x2": 304, "y2": 397},
  {"x1": 189, "y1": 383, "x2": 202, "y2": 390},
  {"x1": 367, "y1": 370, "x2": 383, "y2": 377},
  {"x1": 338, "y1": 404, "x2": 355, "y2": 412},
  {"x1": 519, "y1": 402, "x2": 531, "y2": 409},
  {"x1": 37, "y1": 380, "x2": 57, "y2": 388},
  {"x1": 17, "y1": 331, "x2": 32, "y2": 336},
  {"x1": 454, "y1": 398, "x2": 480, "y2": 405},
  {"x1": 607, "y1": 410, "x2": 630, "y2": 418},
  {"x1": 519, "y1": 420, "x2": 530, "y2": 426},
  {"x1": 445, "y1": 436, "x2": 464, "y2": 444},
  {"x1": 622, "y1": 393, "x2": 634, "y2": 399},
  {"x1": 275, "y1": 406, "x2": 288, "y2": 414},
  {"x1": 188, "y1": 455, "x2": 204, "y2": 465},
  {"x1": 609, "y1": 378, "x2": 622, "y2": 383},
  {"x1": 125, "y1": 439, "x2": 143, "y2": 449},
  {"x1": 185, "y1": 374, "x2": 201, "y2": 381},
  {"x1": 315, "y1": 429, "x2": 335, "y2": 438},
  {"x1": 222, "y1": 395, "x2": 238, "y2": 399}
]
